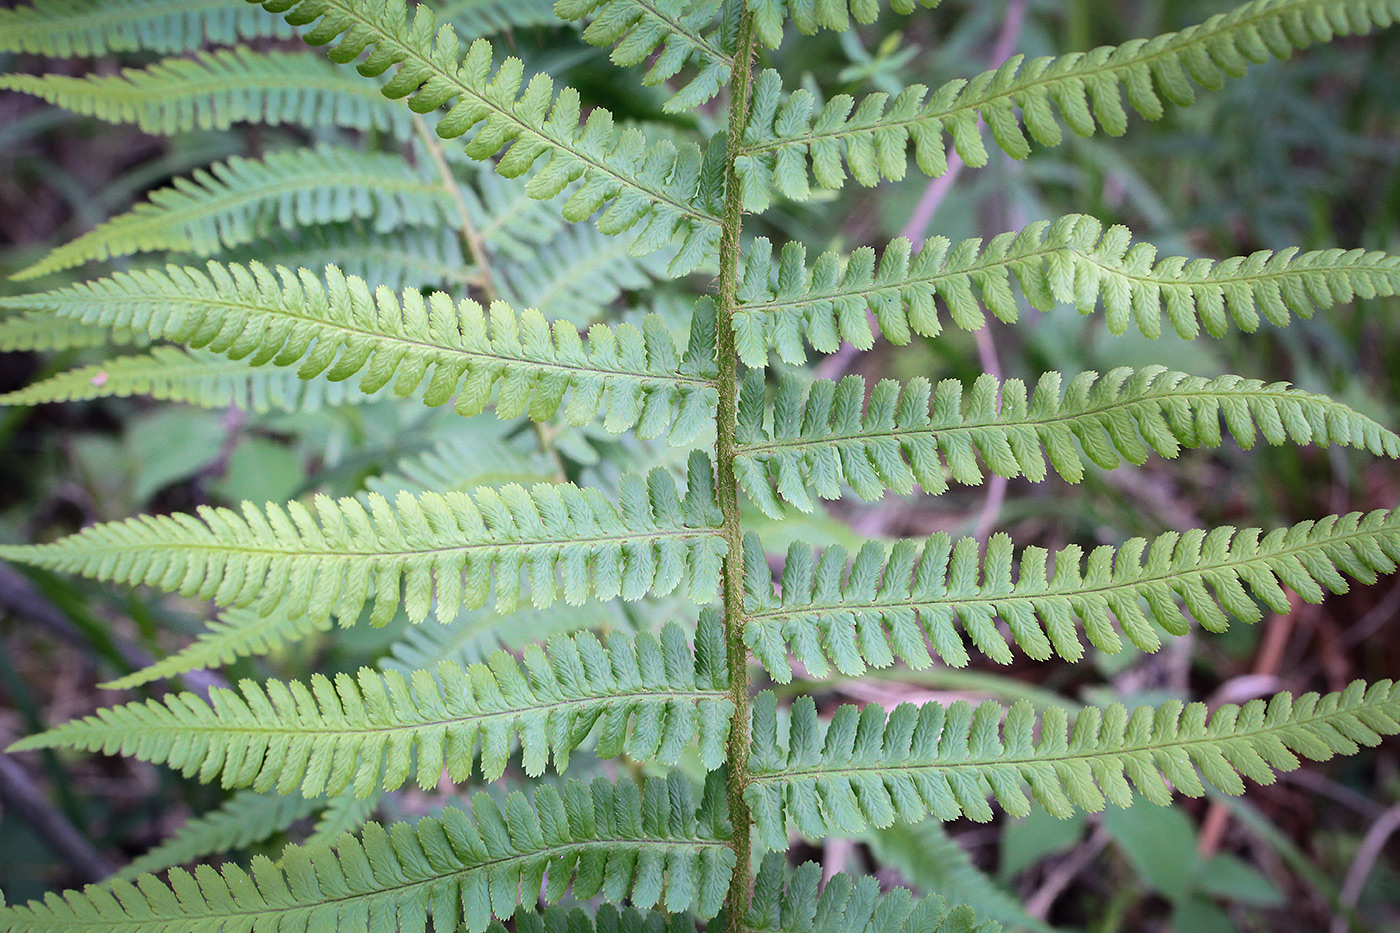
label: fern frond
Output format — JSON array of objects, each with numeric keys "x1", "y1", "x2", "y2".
[
  {"x1": 0, "y1": 347, "x2": 384, "y2": 413},
  {"x1": 731, "y1": 216, "x2": 1400, "y2": 366},
  {"x1": 382, "y1": 601, "x2": 632, "y2": 673},
  {"x1": 467, "y1": 172, "x2": 571, "y2": 262},
  {"x1": 248, "y1": 0, "x2": 723, "y2": 273},
  {"x1": 219, "y1": 224, "x2": 473, "y2": 292},
  {"x1": 738, "y1": 0, "x2": 1400, "y2": 195},
  {"x1": 0, "y1": 0, "x2": 295, "y2": 56},
  {"x1": 0, "y1": 454, "x2": 726, "y2": 625},
  {"x1": 742, "y1": 853, "x2": 998, "y2": 933},
  {"x1": 368, "y1": 424, "x2": 559, "y2": 496},
  {"x1": 0, "y1": 774, "x2": 735, "y2": 931},
  {"x1": 734, "y1": 367, "x2": 1400, "y2": 514},
  {"x1": 553, "y1": 0, "x2": 735, "y2": 112},
  {"x1": 0, "y1": 50, "x2": 412, "y2": 138},
  {"x1": 498, "y1": 223, "x2": 675, "y2": 325},
  {"x1": 0, "y1": 263, "x2": 720, "y2": 442},
  {"x1": 302, "y1": 789, "x2": 377, "y2": 850},
  {"x1": 743, "y1": 509, "x2": 1400, "y2": 679},
  {"x1": 435, "y1": 0, "x2": 562, "y2": 34},
  {"x1": 13, "y1": 615, "x2": 733, "y2": 794},
  {"x1": 744, "y1": 0, "x2": 945, "y2": 48},
  {"x1": 14, "y1": 147, "x2": 453, "y2": 281},
  {"x1": 102, "y1": 609, "x2": 331, "y2": 691},
  {"x1": 746, "y1": 682, "x2": 1400, "y2": 847},
  {"x1": 117, "y1": 789, "x2": 320, "y2": 880},
  {"x1": 0, "y1": 312, "x2": 126, "y2": 352}
]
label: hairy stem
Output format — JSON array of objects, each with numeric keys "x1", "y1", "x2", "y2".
[{"x1": 715, "y1": 11, "x2": 760, "y2": 930}]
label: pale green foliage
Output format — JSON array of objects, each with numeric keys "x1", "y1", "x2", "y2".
[
  {"x1": 248, "y1": 0, "x2": 724, "y2": 273},
  {"x1": 747, "y1": 681, "x2": 1400, "y2": 847},
  {"x1": 0, "y1": 455, "x2": 725, "y2": 624},
  {"x1": 2, "y1": 0, "x2": 1400, "y2": 929},
  {"x1": 14, "y1": 616, "x2": 734, "y2": 793},
  {"x1": 0, "y1": 49, "x2": 411, "y2": 137},
  {"x1": 732, "y1": 215, "x2": 1400, "y2": 365},
  {"x1": 0, "y1": 346, "x2": 383, "y2": 412},
  {"x1": 102, "y1": 609, "x2": 332, "y2": 691},
  {"x1": 0, "y1": 0, "x2": 295, "y2": 55},
  {"x1": 735, "y1": 366, "x2": 1400, "y2": 513},
  {"x1": 0, "y1": 775, "x2": 736, "y2": 932},
  {"x1": 744, "y1": 509, "x2": 1400, "y2": 678},
  {"x1": 0, "y1": 263, "x2": 719, "y2": 442},
  {"x1": 116, "y1": 789, "x2": 322, "y2": 879},
  {"x1": 738, "y1": 0, "x2": 1400, "y2": 196},
  {"x1": 14, "y1": 148, "x2": 453, "y2": 280}
]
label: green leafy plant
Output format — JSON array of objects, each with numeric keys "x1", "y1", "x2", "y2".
[{"x1": 1, "y1": 0, "x2": 1399, "y2": 930}]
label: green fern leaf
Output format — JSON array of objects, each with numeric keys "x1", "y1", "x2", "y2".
[
  {"x1": 117, "y1": 788, "x2": 322, "y2": 880},
  {"x1": 248, "y1": 0, "x2": 723, "y2": 273},
  {"x1": 368, "y1": 424, "x2": 560, "y2": 496},
  {"x1": 12, "y1": 614, "x2": 733, "y2": 794},
  {"x1": 435, "y1": 0, "x2": 563, "y2": 34},
  {"x1": 102, "y1": 609, "x2": 332, "y2": 691},
  {"x1": 744, "y1": 852, "x2": 998, "y2": 932},
  {"x1": 382, "y1": 601, "x2": 634, "y2": 674},
  {"x1": 0, "y1": 0, "x2": 297, "y2": 56},
  {"x1": 218, "y1": 224, "x2": 475, "y2": 292},
  {"x1": 498, "y1": 223, "x2": 677, "y2": 326},
  {"x1": 743, "y1": 509, "x2": 1400, "y2": 679},
  {"x1": 746, "y1": 681, "x2": 1400, "y2": 848},
  {"x1": 0, "y1": 774, "x2": 735, "y2": 930},
  {"x1": 0, "y1": 347, "x2": 385, "y2": 413},
  {"x1": 302, "y1": 789, "x2": 378, "y2": 850},
  {"x1": 0, "y1": 262, "x2": 720, "y2": 442},
  {"x1": 731, "y1": 216, "x2": 1400, "y2": 365},
  {"x1": 0, "y1": 311, "x2": 128, "y2": 352},
  {"x1": 14, "y1": 147, "x2": 453, "y2": 281},
  {"x1": 553, "y1": 0, "x2": 735, "y2": 112},
  {"x1": 0, "y1": 49, "x2": 412, "y2": 137},
  {"x1": 738, "y1": 0, "x2": 1400, "y2": 194},
  {"x1": 0, "y1": 453, "x2": 725, "y2": 625},
  {"x1": 734, "y1": 367, "x2": 1400, "y2": 514}
]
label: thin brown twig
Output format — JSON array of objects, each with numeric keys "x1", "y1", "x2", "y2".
[
  {"x1": 412, "y1": 114, "x2": 494, "y2": 300},
  {"x1": 0, "y1": 753, "x2": 114, "y2": 882},
  {"x1": 1329, "y1": 802, "x2": 1400, "y2": 933}
]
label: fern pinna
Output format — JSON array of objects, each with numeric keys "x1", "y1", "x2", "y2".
[{"x1": 1, "y1": 0, "x2": 1399, "y2": 930}]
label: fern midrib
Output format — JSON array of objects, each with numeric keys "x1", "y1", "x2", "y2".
[
  {"x1": 748, "y1": 694, "x2": 1399, "y2": 784},
  {"x1": 0, "y1": 0, "x2": 246, "y2": 33},
  {"x1": 36, "y1": 526, "x2": 721, "y2": 562},
  {"x1": 744, "y1": 518, "x2": 1394, "y2": 623},
  {"x1": 734, "y1": 384, "x2": 1377, "y2": 456},
  {"x1": 736, "y1": 0, "x2": 1331, "y2": 156},
  {"x1": 624, "y1": 0, "x2": 734, "y2": 68},
  {"x1": 77, "y1": 166, "x2": 447, "y2": 246},
  {"x1": 62, "y1": 686, "x2": 728, "y2": 743},
  {"x1": 733, "y1": 245, "x2": 1399, "y2": 319},
  {"x1": 5, "y1": 67, "x2": 392, "y2": 109},
  {"x1": 32, "y1": 836, "x2": 729, "y2": 928},
  {"x1": 49, "y1": 287, "x2": 714, "y2": 388},
  {"x1": 317, "y1": 0, "x2": 722, "y2": 228}
]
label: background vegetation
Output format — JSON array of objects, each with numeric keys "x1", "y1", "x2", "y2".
[{"x1": 0, "y1": 0, "x2": 1397, "y2": 930}]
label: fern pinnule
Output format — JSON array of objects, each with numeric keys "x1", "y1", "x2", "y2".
[
  {"x1": 732, "y1": 215, "x2": 1400, "y2": 365},
  {"x1": 0, "y1": 49, "x2": 411, "y2": 137},
  {"x1": 12, "y1": 616, "x2": 733, "y2": 795},
  {"x1": 744, "y1": 509, "x2": 1400, "y2": 679},
  {"x1": 734, "y1": 366, "x2": 1400, "y2": 514},
  {"x1": 0, "y1": 346, "x2": 384, "y2": 413},
  {"x1": 13, "y1": 147, "x2": 453, "y2": 281},
  {"x1": 738, "y1": 0, "x2": 1400, "y2": 193},
  {"x1": 0, "y1": 774, "x2": 735, "y2": 932},
  {"x1": 0, "y1": 0, "x2": 296, "y2": 56},
  {"x1": 1, "y1": 262, "x2": 720, "y2": 442},
  {"x1": 0, "y1": 455, "x2": 725, "y2": 626},
  {"x1": 746, "y1": 681, "x2": 1400, "y2": 848}
]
